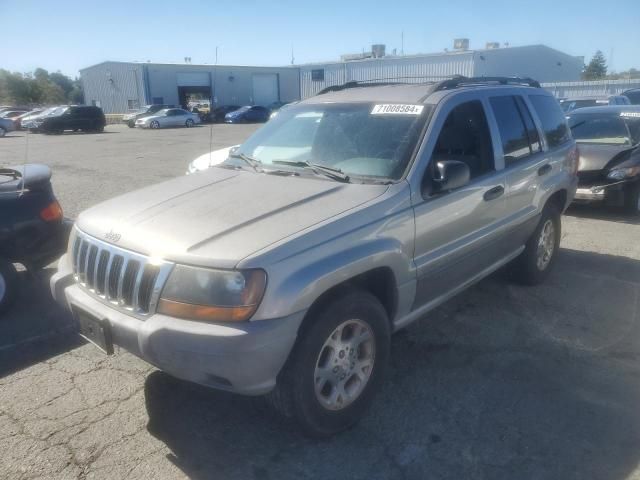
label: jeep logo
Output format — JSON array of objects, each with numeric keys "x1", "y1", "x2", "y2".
[{"x1": 104, "y1": 230, "x2": 121, "y2": 243}]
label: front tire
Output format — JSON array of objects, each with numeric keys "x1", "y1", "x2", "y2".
[
  {"x1": 265, "y1": 290, "x2": 390, "y2": 437},
  {"x1": 150, "y1": 120, "x2": 160, "y2": 129},
  {"x1": 0, "y1": 260, "x2": 18, "y2": 315},
  {"x1": 509, "y1": 204, "x2": 561, "y2": 285}
]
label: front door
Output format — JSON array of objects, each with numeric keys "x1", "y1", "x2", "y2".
[{"x1": 412, "y1": 98, "x2": 507, "y2": 310}]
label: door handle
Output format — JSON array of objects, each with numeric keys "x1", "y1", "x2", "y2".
[
  {"x1": 483, "y1": 185, "x2": 504, "y2": 201},
  {"x1": 538, "y1": 164, "x2": 552, "y2": 176}
]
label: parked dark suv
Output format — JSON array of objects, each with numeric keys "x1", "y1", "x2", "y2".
[{"x1": 39, "y1": 106, "x2": 106, "y2": 134}]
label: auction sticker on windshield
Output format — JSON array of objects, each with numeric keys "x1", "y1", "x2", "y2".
[
  {"x1": 371, "y1": 104, "x2": 424, "y2": 115},
  {"x1": 620, "y1": 112, "x2": 640, "y2": 118}
]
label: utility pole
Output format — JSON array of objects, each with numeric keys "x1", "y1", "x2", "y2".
[
  {"x1": 291, "y1": 45, "x2": 295, "y2": 65},
  {"x1": 401, "y1": 31, "x2": 404, "y2": 56},
  {"x1": 215, "y1": 46, "x2": 219, "y2": 65}
]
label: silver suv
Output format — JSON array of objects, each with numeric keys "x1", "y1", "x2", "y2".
[{"x1": 51, "y1": 77, "x2": 578, "y2": 436}]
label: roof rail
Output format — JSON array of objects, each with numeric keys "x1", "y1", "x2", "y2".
[
  {"x1": 317, "y1": 81, "x2": 402, "y2": 95},
  {"x1": 434, "y1": 76, "x2": 541, "y2": 91}
]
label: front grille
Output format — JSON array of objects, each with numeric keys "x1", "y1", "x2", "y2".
[
  {"x1": 71, "y1": 229, "x2": 172, "y2": 317},
  {"x1": 577, "y1": 170, "x2": 606, "y2": 187}
]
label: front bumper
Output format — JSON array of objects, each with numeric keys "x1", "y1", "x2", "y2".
[
  {"x1": 573, "y1": 179, "x2": 630, "y2": 205},
  {"x1": 50, "y1": 254, "x2": 304, "y2": 395}
]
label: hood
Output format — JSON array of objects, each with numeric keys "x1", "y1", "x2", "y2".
[
  {"x1": 137, "y1": 114, "x2": 164, "y2": 122},
  {"x1": 577, "y1": 143, "x2": 635, "y2": 172},
  {"x1": 76, "y1": 168, "x2": 388, "y2": 268}
]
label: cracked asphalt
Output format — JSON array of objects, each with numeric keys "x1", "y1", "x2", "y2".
[{"x1": 1, "y1": 125, "x2": 640, "y2": 479}]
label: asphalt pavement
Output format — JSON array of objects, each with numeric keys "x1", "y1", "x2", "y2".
[{"x1": 0, "y1": 125, "x2": 639, "y2": 480}]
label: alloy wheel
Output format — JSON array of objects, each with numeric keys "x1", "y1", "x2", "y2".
[
  {"x1": 536, "y1": 219, "x2": 555, "y2": 271},
  {"x1": 314, "y1": 318, "x2": 376, "y2": 411}
]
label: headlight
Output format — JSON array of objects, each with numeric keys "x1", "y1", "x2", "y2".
[
  {"x1": 607, "y1": 165, "x2": 640, "y2": 180},
  {"x1": 157, "y1": 266, "x2": 267, "y2": 322}
]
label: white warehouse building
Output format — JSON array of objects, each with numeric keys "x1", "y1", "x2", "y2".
[
  {"x1": 81, "y1": 44, "x2": 583, "y2": 114},
  {"x1": 80, "y1": 61, "x2": 301, "y2": 114},
  {"x1": 300, "y1": 44, "x2": 583, "y2": 98}
]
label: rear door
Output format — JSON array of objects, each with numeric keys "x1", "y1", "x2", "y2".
[
  {"x1": 411, "y1": 96, "x2": 508, "y2": 309},
  {"x1": 486, "y1": 94, "x2": 547, "y2": 249}
]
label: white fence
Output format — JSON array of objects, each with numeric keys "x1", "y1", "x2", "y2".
[{"x1": 542, "y1": 79, "x2": 640, "y2": 98}]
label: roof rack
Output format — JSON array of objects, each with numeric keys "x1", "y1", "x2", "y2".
[
  {"x1": 317, "y1": 81, "x2": 402, "y2": 95},
  {"x1": 434, "y1": 76, "x2": 541, "y2": 91}
]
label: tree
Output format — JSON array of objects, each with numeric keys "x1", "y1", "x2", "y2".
[
  {"x1": 0, "y1": 68, "x2": 83, "y2": 105},
  {"x1": 583, "y1": 51, "x2": 607, "y2": 80}
]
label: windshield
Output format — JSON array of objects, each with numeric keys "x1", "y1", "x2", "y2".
[
  {"x1": 568, "y1": 112, "x2": 640, "y2": 146},
  {"x1": 231, "y1": 103, "x2": 430, "y2": 181}
]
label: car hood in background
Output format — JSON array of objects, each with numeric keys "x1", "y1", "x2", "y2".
[
  {"x1": 189, "y1": 146, "x2": 238, "y2": 173},
  {"x1": 577, "y1": 143, "x2": 635, "y2": 171},
  {"x1": 76, "y1": 168, "x2": 388, "y2": 268},
  {"x1": 136, "y1": 114, "x2": 162, "y2": 122}
]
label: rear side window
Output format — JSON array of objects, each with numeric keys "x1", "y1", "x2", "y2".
[
  {"x1": 625, "y1": 91, "x2": 640, "y2": 105},
  {"x1": 529, "y1": 95, "x2": 571, "y2": 148},
  {"x1": 489, "y1": 96, "x2": 533, "y2": 166}
]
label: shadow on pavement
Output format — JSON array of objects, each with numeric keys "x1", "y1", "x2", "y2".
[
  {"x1": 566, "y1": 203, "x2": 640, "y2": 225},
  {"x1": 144, "y1": 248, "x2": 640, "y2": 480},
  {"x1": 0, "y1": 267, "x2": 81, "y2": 377}
]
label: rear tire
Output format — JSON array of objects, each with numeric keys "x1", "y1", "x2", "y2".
[
  {"x1": 185, "y1": 119, "x2": 194, "y2": 128},
  {"x1": 0, "y1": 261, "x2": 18, "y2": 315},
  {"x1": 623, "y1": 182, "x2": 640, "y2": 216},
  {"x1": 127, "y1": 121, "x2": 135, "y2": 128},
  {"x1": 0, "y1": 127, "x2": 6, "y2": 137},
  {"x1": 265, "y1": 290, "x2": 390, "y2": 437},
  {"x1": 509, "y1": 204, "x2": 561, "y2": 285}
]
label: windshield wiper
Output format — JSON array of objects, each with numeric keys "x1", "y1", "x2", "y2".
[
  {"x1": 271, "y1": 160, "x2": 350, "y2": 183},
  {"x1": 228, "y1": 152, "x2": 262, "y2": 172}
]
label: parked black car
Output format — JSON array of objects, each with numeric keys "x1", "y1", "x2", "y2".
[
  {"x1": 39, "y1": 106, "x2": 106, "y2": 134},
  {"x1": 224, "y1": 105, "x2": 270, "y2": 123},
  {"x1": 568, "y1": 106, "x2": 640, "y2": 214},
  {"x1": 122, "y1": 104, "x2": 175, "y2": 128},
  {"x1": 208, "y1": 105, "x2": 241, "y2": 123},
  {"x1": 0, "y1": 164, "x2": 71, "y2": 313}
]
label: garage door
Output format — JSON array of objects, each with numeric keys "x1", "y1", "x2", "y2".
[
  {"x1": 177, "y1": 72, "x2": 210, "y2": 86},
  {"x1": 252, "y1": 74, "x2": 279, "y2": 106}
]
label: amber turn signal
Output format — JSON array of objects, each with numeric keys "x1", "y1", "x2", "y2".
[{"x1": 157, "y1": 299, "x2": 257, "y2": 322}]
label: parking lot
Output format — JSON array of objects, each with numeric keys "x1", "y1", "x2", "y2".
[{"x1": 1, "y1": 125, "x2": 640, "y2": 480}]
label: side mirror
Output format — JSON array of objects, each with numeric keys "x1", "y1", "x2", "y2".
[{"x1": 433, "y1": 160, "x2": 470, "y2": 192}]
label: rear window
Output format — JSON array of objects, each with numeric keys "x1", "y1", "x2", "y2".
[{"x1": 529, "y1": 95, "x2": 571, "y2": 148}]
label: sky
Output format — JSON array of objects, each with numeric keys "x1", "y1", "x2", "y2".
[{"x1": 2, "y1": 0, "x2": 639, "y2": 78}]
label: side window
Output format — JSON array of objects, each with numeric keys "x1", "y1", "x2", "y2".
[
  {"x1": 529, "y1": 95, "x2": 571, "y2": 148},
  {"x1": 515, "y1": 96, "x2": 541, "y2": 153},
  {"x1": 489, "y1": 96, "x2": 532, "y2": 166},
  {"x1": 431, "y1": 100, "x2": 494, "y2": 179}
]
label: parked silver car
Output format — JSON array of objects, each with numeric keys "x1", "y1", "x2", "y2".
[
  {"x1": 135, "y1": 108, "x2": 200, "y2": 129},
  {"x1": 51, "y1": 77, "x2": 577, "y2": 436}
]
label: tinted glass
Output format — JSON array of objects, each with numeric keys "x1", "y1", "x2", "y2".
[
  {"x1": 431, "y1": 100, "x2": 494, "y2": 179},
  {"x1": 515, "y1": 96, "x2": 541, "y2": 153},
  {"x1": 529, "y1": 95, "x2": 571, "y2": 148},
  {"x1": 490, "y1": 96, "x2": 531, "y2": 165},
  {"x1": 624, "y1": 91, "x2": 640, "y2": 105}
]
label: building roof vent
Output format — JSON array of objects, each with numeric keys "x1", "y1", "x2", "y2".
[
  {"x1": 485, "y1": 42, "x2": 500, "y2": 50},
  {"x1": 453, "y1": 38, "x2": 469, "y2": 50},
  {"x1": 372, "y1": 44, "x2": 386, "y2": 58}
]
